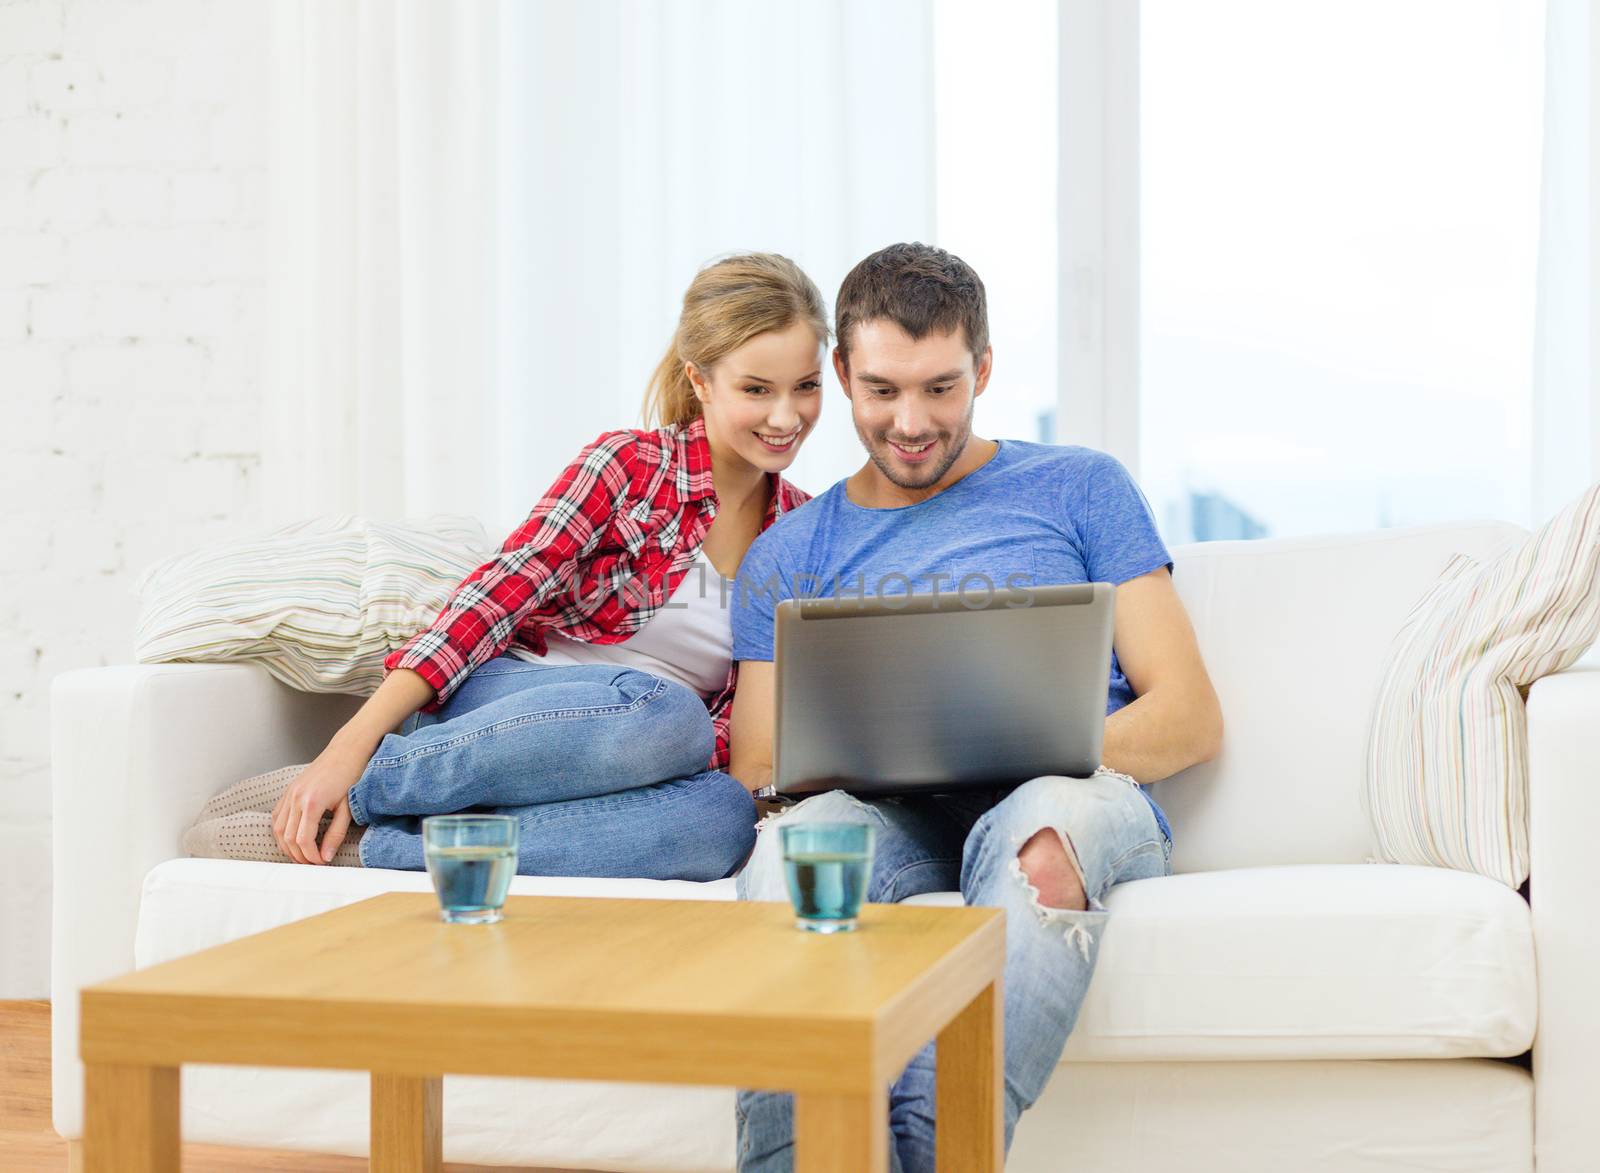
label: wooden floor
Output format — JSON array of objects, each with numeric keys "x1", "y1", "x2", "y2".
[{"x1": 0, "y1": 1000, "x2": 589, "y2": 1171}]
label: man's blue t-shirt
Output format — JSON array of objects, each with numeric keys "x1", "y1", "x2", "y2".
[{"x1": 730, "y1": 439, "x2": 1174, "y2": 717}]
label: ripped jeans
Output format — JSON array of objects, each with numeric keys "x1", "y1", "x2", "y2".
[{"x1": 733, "y1": 768, "x2": 1173, "y2": 1173}]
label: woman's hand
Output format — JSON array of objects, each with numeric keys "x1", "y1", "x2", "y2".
[{"x1": 271, "y1": 739, "x2": 372, "y2": 864}]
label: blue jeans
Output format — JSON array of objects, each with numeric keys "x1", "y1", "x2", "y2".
[
  {"x1": 733, "y1": 768, "x2": 1174, "y2": 1173},
  {"x1": 347, "y1": 653, "x2": 757, "y2": 880}
]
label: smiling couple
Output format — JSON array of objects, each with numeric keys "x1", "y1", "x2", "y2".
[{"x1": 190, "y1": 241, "x2": 1221, "y2": 1172}]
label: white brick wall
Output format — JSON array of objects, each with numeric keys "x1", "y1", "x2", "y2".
[{"x1": 0, "y1": 0, "x2": 272, "y2": 997}]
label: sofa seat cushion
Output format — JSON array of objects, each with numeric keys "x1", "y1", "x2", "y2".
[
  {"x1": 904, "y1": 861, "x2": 1535, "y2": 1061},
  {"x1": 134, "y1": 859, "x2": 734, "y2": 971},
  {"x1": 138, "y1": 858, "x2": 1533, "y2": 1066}
]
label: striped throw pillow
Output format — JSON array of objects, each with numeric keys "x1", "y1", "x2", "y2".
[
  {"x1": 133, "y1": 514, "x2": 493, "y2": 696},
  {"x1": 1365, "y1": 483, "x2": 1600, "y2": 888}
]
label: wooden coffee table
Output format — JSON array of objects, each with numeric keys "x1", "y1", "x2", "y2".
[{"x1": 79, "y1": 892, "x2": 1005, "y2": 1172}]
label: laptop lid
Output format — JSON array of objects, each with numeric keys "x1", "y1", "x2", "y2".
[{"x1": 773, "y1": 582, "x2": 1114, "y2": 797}]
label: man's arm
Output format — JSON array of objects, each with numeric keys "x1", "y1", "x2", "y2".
[
  {"x1": 1101, "y1": 567, "x2": 1223, "y2": 783},
  {"x1": 728, "y1": 659, "x2": 775, "y2": 794}
]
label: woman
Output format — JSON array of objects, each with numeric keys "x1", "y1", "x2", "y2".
[{"x1": 185, "y1": 253, "x2": 827, "y2": 882}]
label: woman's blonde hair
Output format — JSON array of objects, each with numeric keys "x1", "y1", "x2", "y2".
[{"x1": 642, "y1": 253, "x2": 830, "y2": 429}]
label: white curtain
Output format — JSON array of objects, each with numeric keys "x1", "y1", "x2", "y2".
[
  {"x1": 1531, "y1": 0, "x2": 1595, "y2": 522},
  {"x1": 264, "y1": 0, "x2": 503, "y2": 529},
  {"x1": 265, "y1": 0, "x2": 936, "y2": 538}
]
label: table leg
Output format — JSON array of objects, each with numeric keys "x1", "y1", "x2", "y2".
[
  {"x1": 936, "y1": 977, "x2": 1003, "y2": 1172},
  {"x1": 370, "y1": 1073, "x2": 442, "y2": 1172},
  {"x1": 83, "y1": 1062, "x2": 180, "y2": 1173},
  {"x1": 795, "y1": 1090, "x2": 888, "y2": 1173}
]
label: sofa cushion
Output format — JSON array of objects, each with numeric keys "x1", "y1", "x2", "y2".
[
  {"x1": 909, "y1": 860, "x2": 1534, "y2": 1061},
  {"x1": 134, "y1": 860, "x2": 735, "y2": 969},
  {"x1": 132, "y1": 513, "x2": 494, "y2": 696},
  {"x1": 138, "y1": 857, "x2": 1533, "y2": 1064},
  {"x1": 1366, "y1": 484, "x2": 1600, "y2": 890},
  {"x1": 1152, "y1": 521, "x2": 1527, "y2": 874}
]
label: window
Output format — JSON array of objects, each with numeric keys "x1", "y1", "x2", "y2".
[
  {"x1": 934, "y1": 0, "x2": 1059, "y2": 447},
  {"x1": 1139, "y1": 0, "x2": 1546, "y2": 542}
]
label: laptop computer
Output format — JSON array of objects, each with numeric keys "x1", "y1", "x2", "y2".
[{"x1": 772, "y1": 581, "x2": 1115, "y2": 798}]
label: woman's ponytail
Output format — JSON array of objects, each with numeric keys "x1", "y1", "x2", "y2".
[{"x1": 643, "y1": 343, "x2": 700, "y2": 429}]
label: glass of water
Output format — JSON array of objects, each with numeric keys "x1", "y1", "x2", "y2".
[
  {"x1": 422, "y1": 814, "x2": 518, "y2": 924},
  {"x1": 779, "y1": 821, "x2": 876, "y2": 933}
]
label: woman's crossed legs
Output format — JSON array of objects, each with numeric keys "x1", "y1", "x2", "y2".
[{"x1": 188, "y1": 654, "x2": 756, "y2": 881}]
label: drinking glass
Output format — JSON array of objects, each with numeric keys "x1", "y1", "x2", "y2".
[
  {"x1": 779, "y1": 821, "x2": 876, "y2": 933},
  {"x1": 422, "y1": 814, "x2": 518, "y2": 924}
]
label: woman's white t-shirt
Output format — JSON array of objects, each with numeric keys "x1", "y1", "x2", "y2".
[{"x1": 502, "y1": 557, "x2": 733, "y2": 697}]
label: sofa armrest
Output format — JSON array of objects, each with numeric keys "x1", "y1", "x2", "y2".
[
  {"x1": 49, "y1": 662, "x2": 364, "y2": 1139},
  {"x1": 1527, "y1": 663, "x2": 1600, "y2": 1173}
]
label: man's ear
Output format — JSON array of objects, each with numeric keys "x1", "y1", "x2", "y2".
[
  {"x1": 831, "y1": 346, "x2": 851, "y2": 399},
  {"x1": 972, "y1": 346, "x2": 994, "y2": 398}
]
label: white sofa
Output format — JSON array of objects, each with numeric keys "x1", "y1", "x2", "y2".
[{"x1": 50, "y1": 521, "x2": 1600, "y2": 1172}]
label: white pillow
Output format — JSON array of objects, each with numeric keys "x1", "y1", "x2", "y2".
[
  {"x1": 1365, "y1": 483, "x2": 1600, "y2": 889},
  {"x1": 133, "y1": 513, "x2": 494, "y2": 695}
]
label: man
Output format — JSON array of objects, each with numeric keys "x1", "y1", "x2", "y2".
[{"x1": 726, "y1": 242, "x2": 1223, "y2": 1172}]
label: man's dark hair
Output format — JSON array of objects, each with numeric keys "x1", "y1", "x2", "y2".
[{"x1": 833, "y1": 242, "x2": 989, "y2": 368}]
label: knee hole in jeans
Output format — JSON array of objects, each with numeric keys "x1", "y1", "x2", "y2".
[{"x1": 1013, "y1": 826, "x2": 1088, "y2": 911}]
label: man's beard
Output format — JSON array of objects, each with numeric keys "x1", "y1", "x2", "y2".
[{"x1": 858, "y1": 398, "x2": 975, "y2": 490}]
